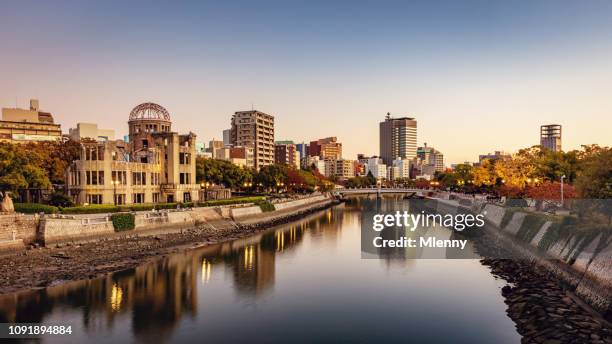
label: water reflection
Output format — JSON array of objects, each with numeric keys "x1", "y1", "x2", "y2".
[
  {"x1": 0, "y1": 197, "x2": 518, "y2": 343},
  {"x1": 0, "y1": 207, "x2": 343, "y2": 341}
]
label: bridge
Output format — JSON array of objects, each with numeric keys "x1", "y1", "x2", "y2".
[{"x1": 334, "y1": 187, "x2": 427, "y2": 198}]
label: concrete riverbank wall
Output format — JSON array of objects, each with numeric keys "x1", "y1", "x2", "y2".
[
  {"x1": 0, "y1": 194, "x2": 334, "y2": 248},
  {"x1": 426, "y1": 196, "x2": 612, "y2": 317}
]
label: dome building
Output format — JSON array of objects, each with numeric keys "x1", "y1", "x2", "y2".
[{"x1": 66, "y1": 102, "x2": 199, "y2": 205}]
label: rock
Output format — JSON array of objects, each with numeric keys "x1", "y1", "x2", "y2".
[{"x1": 0, "y1": 192, "x2": 15, "y2": 213}]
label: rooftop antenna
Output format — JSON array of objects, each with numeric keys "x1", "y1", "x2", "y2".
[
  {"x1": 251, "y1": 102, "x2": 254, "y2": 111},
  {"x1": 386, "y1": 112, "x2": 391, "y2": 120}
]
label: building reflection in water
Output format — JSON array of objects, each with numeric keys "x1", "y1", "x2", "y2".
[{"x1": 0, "y1": 206, "x2": 344, "y2": 341}]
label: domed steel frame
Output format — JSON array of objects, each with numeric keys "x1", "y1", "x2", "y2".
[{"x1": 129, "y1": 102, "x2": 171, "y2": 122}]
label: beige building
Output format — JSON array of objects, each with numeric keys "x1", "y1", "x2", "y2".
[
  {"x1": 333, "y1": 159, "x2": 354, "y2": 179},
  {"x1": 231, "y1": 110, "x2": 274, "y2": 169},
  {"x1": 66, "y1": 103, "x2": 200, "y2": 205},
  {"x1": 0, "y1": 99, "x2": 62, "y2": 142},
  {"x1": 68, "y1": 122, "x2": 115, "y2": 141}
]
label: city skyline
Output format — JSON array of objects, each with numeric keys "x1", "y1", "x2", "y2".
[{"x1": 1, "y1": 1, "x2": 612, "y2": 164}]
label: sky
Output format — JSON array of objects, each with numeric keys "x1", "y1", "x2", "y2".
[{"x1": 1, "y1": 0, "x2": 611, "y2": 164}]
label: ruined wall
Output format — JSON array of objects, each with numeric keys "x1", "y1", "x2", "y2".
[
  {"x1": 42, "y1": 215, "x2": 115, "y2": 245},
  {"x1": 0, "y1": 214, "x2": 39, "y2": 246}
]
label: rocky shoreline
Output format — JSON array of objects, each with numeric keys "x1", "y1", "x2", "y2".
[
  {"x1": 0, "y1": 200, "x2": 337, "y2": 295},
  {"x1": 484, "y1": 258, "x2": 612, "y2": 344},
  {"x1": 469, "y1": 229, "x2": 612, "y2": 343}
]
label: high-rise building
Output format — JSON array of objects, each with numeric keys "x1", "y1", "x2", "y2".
[
  {"x1": 416, "y1": 143, "x2": 444, "y2": 172},
  {"x1": 1, "y1": 99, "x2": 62, "y2": 143},
  {"x1": 274, "y1": 140, "x2": 300, "y2": 169},
  {"x1": 231, "y1": 110, "x2": 275, "y2": 169},
  {"x1": 379, "y1": 113, "x2": 417, "y2": 165},
  {"x1": 540, "y1": 124, "x2": 562, "y2": 152},
  {"x1": 308, "y1": 137, "x2": 342, "y2": 160}
]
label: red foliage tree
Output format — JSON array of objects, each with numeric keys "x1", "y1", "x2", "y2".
[
  {"x1": 497, "y1": 185, "x2": 525, "y2": 199},
  {"x1": 526, "y1": 181, "x2": 576, "y2": 200}
]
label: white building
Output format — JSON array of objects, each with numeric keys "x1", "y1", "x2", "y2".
[
  {"x1": 392, "y1": 158, "x2": 411, "y2": 179},
  {"x1": 366, "y1": 157, "x2": 387, "y2": 180}
]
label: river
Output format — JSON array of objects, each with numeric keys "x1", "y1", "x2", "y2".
[{"x1": 0, "y1": 197, "x2": 520, "y2": 343}]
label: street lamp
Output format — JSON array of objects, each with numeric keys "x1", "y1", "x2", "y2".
[
  {"x1": 560, "y1": 175, "x2": 566, "y2": 206},
  {"x1": 201, "y1": 181, "x2": 211, "y2": 201}
]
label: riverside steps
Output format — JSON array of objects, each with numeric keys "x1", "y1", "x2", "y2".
[{"x1": 419, "y1": 193, "x2": 612, "y2": 319}]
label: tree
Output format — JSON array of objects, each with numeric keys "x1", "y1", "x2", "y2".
[
  {"x1": 0, "y1": 143, "x2": 51, "y2": 195},
  {"x1": 255, "y1": 164, "x2": 288, "y2": 189},
  {"x1": 574, "y1": 145, "x2": 612, "y2": 199},
  {"x1": 195, "y1": 157, "x2": 252, "y2": 188},
  {"x1": 526, "y1": 182, "x2": 576, "y2": 200},
  {"x1": 472, "y1": 159, "x2": 497, "y2": 187}
]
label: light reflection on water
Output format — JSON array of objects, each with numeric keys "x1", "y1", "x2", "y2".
[{"x1": 0, "y1": 196, "x2": 520, "y2": 343}]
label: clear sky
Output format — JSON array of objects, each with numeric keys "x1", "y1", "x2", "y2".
[{"x1": 1, "y1": 0, "x2": 611, "y2": 164}]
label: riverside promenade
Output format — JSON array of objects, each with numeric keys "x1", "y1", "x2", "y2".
[{"x1": 0, "y1": 194, "x2": 333, "y2": 251}]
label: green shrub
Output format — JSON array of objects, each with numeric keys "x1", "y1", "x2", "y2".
[
  {"x1": 48, "y1": 192, "x2": 74, "y2": 207},
  {"x1": 156, "y1": 203, "x2": 179, "y2": 210},
  {"x1": 256, "y1": 200, "x2": 275, "y2": 212},
  {"x1": 61, "y1": 204, "x2": 120, "y2": 214},
  {"x1": 111, "y1": 213, "x2": 135, "y2": 232},
  {"x1": 14, "y1": 203, "x2": 59, "y2": 214},
  {"x1": 125, "y1": 204, "x2": 155, "y2": 212},
  {"x1": 198, "y1": 196, "x2": 266, "y2": 207}
]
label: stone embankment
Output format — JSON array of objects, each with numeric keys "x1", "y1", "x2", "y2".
[
  {"x1": 0, "y1": 194, "x2": 337, "y2": 294},
  {"x1": 422, "y1": 195, "x2": 612, "y2": 343},
  {"x1": 0, "y1": 194, "x2": 331, "y2": 249}
]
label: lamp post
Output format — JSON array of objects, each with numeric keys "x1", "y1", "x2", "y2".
[
  {"x1": 201, "y1": 182, "x2": 211, "y2": 202},
  {"x1": 560, "y1": 175, "x2": 566, "y2": 206}
]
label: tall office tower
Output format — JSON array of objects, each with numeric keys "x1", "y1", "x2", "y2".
[
  {"x1": 308, "y1": 137, "x2": 342, "y2": 160},
  {"x1": 231, "y1": 110, "x2": 275, "y2": 169},
  {"x1": 379, "y1": 112, "x2": 417, "y2": 165},
  {"x1": 540, "y1": 124, "x2": 562, "y2": 152}
]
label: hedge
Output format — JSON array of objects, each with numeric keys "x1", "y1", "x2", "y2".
[
  {"x1": 61, "y1": 204, "x2": 120, "y2": 214},
  {"x1": 256, "y1": 200, "x2": 275, "y2": 212},
  {"x1": 111, "y1": 213, "x2": 135, "y2": 232},
  {"x1": 58, "y1": 197, "x2": 267, "y2": 215},
  {"x1": 198, "y1": 196, "x2": 265, "y2": 207},
  {"x1": 14, "y1": 203, "x2": 59, "y2": 214}
]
